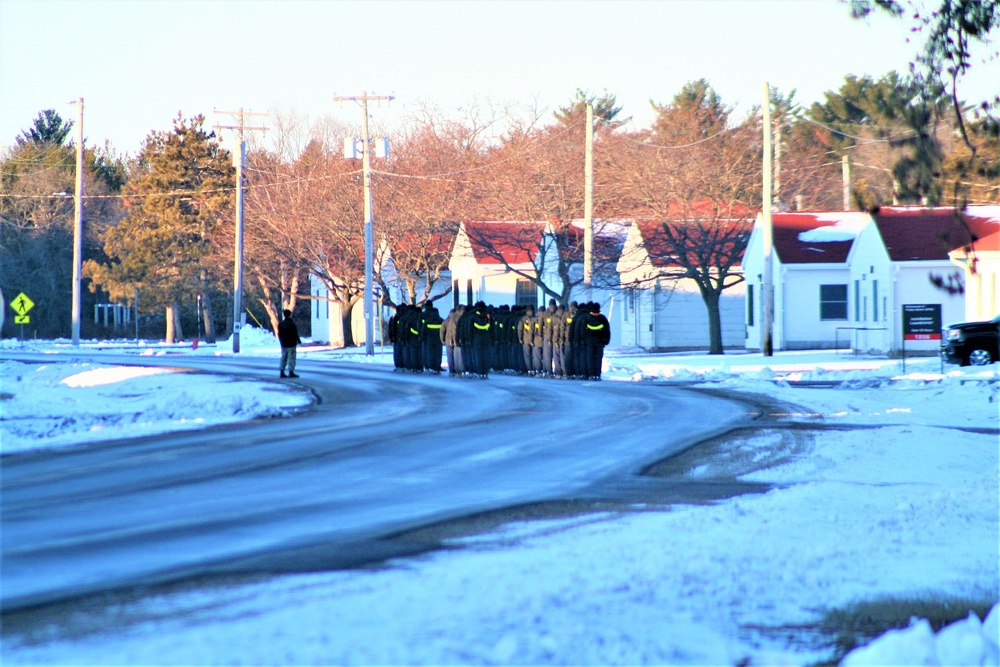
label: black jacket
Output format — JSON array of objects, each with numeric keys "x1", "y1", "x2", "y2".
[{"x1": 278, "y1": 317, "x2": 301, "y2": 348}]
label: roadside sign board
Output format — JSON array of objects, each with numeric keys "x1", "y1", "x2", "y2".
[
  {"x1": 902, "y1": 304, "x2": 942, "y2": 341},
  {"x1": 14, "y1": 315, "x2": 29, "y2": 324},
  {"x1": 11, "y1": 292, "x2": 34, "y2": 316}
]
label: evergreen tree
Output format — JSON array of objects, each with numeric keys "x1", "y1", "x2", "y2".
[
  {"x1": 86, "y1": 114, "x2": 233, "y2": 343},
  {"x1": 1, "y1": 111, "x2": 125, "y2": 338},
  {"x1": 16, "y1": 109, "x2": 72, "y2": 147},
  {"x1": 554, "y1": 89, "x2": 628, "y2": 129}
]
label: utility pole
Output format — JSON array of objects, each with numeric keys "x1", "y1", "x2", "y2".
[
  {"x1": 773, "y1": 114, "x2": 782, "y2": 207},
  {"x1": 762, "y1": 83, "x2": 774, "y2": 357},
  {"x1": 583, "y1": 102, "x2": 594, "y2": 300},
  {"x1": 72, "y1": 97, "x2": 83, "y2": 346},
  {"x1": 842, "y1": 155, "x2": 851, "y2": 210},
  {"x1": 215, "y1": 108, "x2": 267, "y2": 353},
  {"x1": 335, "y1": 92, "x2": 394, "y2": 357}
]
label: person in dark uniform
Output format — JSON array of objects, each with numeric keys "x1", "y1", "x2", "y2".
[
  {"x1": 469, "y1": 301, "x2": 493, "y2": 378},
  {"x1": 420, "y1": 303, "x2": 444, "y2": 373},
  {"x1": 563, "y1": 302, "x2": 577, "y2": 379},
  {"x1": 278, "y1": 309, "x2": 302, "y2": 378},
  {"x1": 388, "y1": 304, "x2": 406, "y2": 372},
  {"x1": 583, "y1": 302, "x2": 611, "y2": 380},
  {"x1": 570, "y1": 302, "x2": 589, "y2": 379}
]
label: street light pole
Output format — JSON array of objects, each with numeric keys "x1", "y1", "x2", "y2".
[{"x1": 72, "y1": 97, "x2": 84, "y2": 346}]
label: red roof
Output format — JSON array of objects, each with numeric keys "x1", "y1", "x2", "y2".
[
  {"x1": 962, "y1": 231, "x2": 1000, "y2": 253},
  {"x1": 636, "y1": 218, "x2": 750, "y2": 269},
  {"x1": 873, "y1": 207, "x2": 999, "y2": 261},
  {"x1": 771, "y1": 212, "x2": 867, "y2": 264},
  {"x1": 463, "y1": 221, "x2": 546, "y2": 265}
]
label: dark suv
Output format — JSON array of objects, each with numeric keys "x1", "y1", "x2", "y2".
[{"x1": 941, "y1": 314, "x2": 1000, "y2": 366}]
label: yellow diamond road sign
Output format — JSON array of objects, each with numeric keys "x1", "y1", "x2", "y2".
[{"x1": 11, "y1": 292, "x2": 34, "y2": 315}]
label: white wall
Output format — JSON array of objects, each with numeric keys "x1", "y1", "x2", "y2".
[
  {"x1": 640, "y1": 278, "x2": 745, "y2": 350},
  {"x1": 779, "y1": 265, "x2": 854, "y2": 349},
  {"x1": 847, "y1": 223, "x2": 893, "y2": 353},
  {"x1": 890, "y1": 262, "x2": 966, "y2": 352}
]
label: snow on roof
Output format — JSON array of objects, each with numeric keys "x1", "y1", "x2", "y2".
[{"x1": 770, "y1": 212, "x2": 868, "y2": 264}]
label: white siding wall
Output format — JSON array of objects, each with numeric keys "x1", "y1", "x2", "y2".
[
  {"x1": 847, "y1": 224, "x2": 893, "y2": 353},
  {"x1": 959, "y1": 256, "x2": 1000, "y2": 322},
  {"x1": 651, "y1": 278, "x2": 746, "y2": 349},
  {"x1": 891, "y1": 263, "x2": 966, "y2": 352},
  {"x1": 780, "y1": 266, "x2": 853, "y2": 349},
  {"x1": 309, "y1": 273, "x2": 338, "y2": 345}
]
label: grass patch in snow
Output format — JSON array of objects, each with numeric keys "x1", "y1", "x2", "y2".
[{"x1": 811, "y1": 594, "x2": 996, "y2": 664}]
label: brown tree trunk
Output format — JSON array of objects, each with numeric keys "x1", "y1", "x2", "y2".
[
  {"x1": 165, "y1": 302, "x2": 184, "y2": 343},
  {"x1": 703, "y1": 291, "x2": 724, "y2": 355},
  {"x1": 200, "y1": 269, "x2": 217, "y2": 344}
]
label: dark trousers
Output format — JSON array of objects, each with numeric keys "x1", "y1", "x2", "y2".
[
  {"x1": 522, "y1": 343, "x2": 533, "y2": 372},
  {"x1": 542, "y1": 341, "x2": 553, "y2": 375},
  {"x1": 393, "y1": 342, "x2": 404, "y2": 369},
  {"x1": 472, "y1": 340, "x2": 491, "y2": 376},
  {"x1": 423, "y1": 340, "x2": 442, "y2": 372},
  {"x1": 586, "y1": 343, "x2": 605, "y2": 378},
  {"x1": 563, "y1": 344, "x2": 575, "y2": 377},
  {"x1": 405, "y1": 340, "x2": 422, "y2": 371}
]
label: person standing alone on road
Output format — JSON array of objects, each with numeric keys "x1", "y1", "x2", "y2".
[{"x1": 278, "y1": 309, "x2": 302, "y2": 378}]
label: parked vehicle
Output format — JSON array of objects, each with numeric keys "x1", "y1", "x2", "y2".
[{"x1": 941, "y1": 315, "x2": 1000, "y2": 366}]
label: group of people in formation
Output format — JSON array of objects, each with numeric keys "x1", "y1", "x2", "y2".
[{"x1": 387, "y1": 298, "x2": 612, "y2": 380}]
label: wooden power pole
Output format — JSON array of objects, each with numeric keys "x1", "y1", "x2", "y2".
[
  {"x1": 215, "y1": 108, "x2": 268, "y2": 353},
  {"x1": 762, "y1": 83, "x2": 774, "y2": 357},
  {"x1": 335, "y1": 92, "x2": 394, "y2": 357}
]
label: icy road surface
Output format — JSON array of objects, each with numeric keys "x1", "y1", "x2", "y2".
[{"x1": 1, "y1": 356, "x2": 750, "y2": 609}]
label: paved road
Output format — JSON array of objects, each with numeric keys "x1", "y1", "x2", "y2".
[{"x1": 1, "y1": 355, "x2": 751, "y2": 610}]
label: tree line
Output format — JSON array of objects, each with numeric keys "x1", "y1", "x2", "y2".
[{"x1": 2, "y1": 68, "x2": 997, "y2": 345}]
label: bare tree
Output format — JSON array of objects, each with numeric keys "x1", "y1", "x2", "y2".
[{"x1": 610, "y1": 81, "x2": 758, "y2": 353}]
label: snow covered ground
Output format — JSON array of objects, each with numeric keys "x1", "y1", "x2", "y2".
[{"x1": 1, "y1": 327, "x2": 998, "y2": 665}]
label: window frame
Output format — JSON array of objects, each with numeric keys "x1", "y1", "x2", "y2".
[{"x1": 820, "y1": 283, "x2": 849, "y2": 321}]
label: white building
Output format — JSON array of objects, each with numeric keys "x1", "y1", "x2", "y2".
[
  {"x1": 743, "y1": 206, "x2": 1000, "y2": 353},
  {"x1": 617, "y1": 220, "x2": 747, "y2": 350}
]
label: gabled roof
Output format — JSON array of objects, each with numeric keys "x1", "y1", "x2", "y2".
[
  {"x1": 872, "y1": 206, "x2": 1000, "y2": 261},
  {"x1": 630, "y1": 218, "x2": 750, "y2": 270},
  {"x1": 462, "y1": 221, "x2": 546, "y2": 265},
  {"x1": 961, "y1": 230, "x2": 1000, "y2": 253},
  {"x1": 770, "y1": 212, "x2": 869, "y2": 265}
]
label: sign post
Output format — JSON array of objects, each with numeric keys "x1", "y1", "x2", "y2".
[
  {"x1": 901, "y1": 304, "x2": 942, "y2": 373},
  {"x1": 10, "y1": 292, "x2": 34, "y2": 338}
]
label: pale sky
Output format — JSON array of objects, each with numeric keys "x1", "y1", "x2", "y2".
[{"x1": 1, "y1": 0, "x2": 997, "y2": 155}]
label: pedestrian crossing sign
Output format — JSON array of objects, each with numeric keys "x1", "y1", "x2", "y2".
[
  {"x1": 14, "y1": 314, "x2": 30, "y2": 324},
  {"x1": 11, "y1": 292, "x2": 34, "y2": 316}
]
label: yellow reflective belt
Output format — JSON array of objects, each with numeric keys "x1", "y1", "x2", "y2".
[
  {"x1": 587, "y1": 323, "x2": 604, "y2": 331},
  {"x1": 474, "y1": 322, "x2": 490, "y2": 330},
  {"x1": 426, "y1": 323, "x2": 442, "y2": 329},
  {"x1": 410, "y1": 327, "x2": 419, "y2": 335}
]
